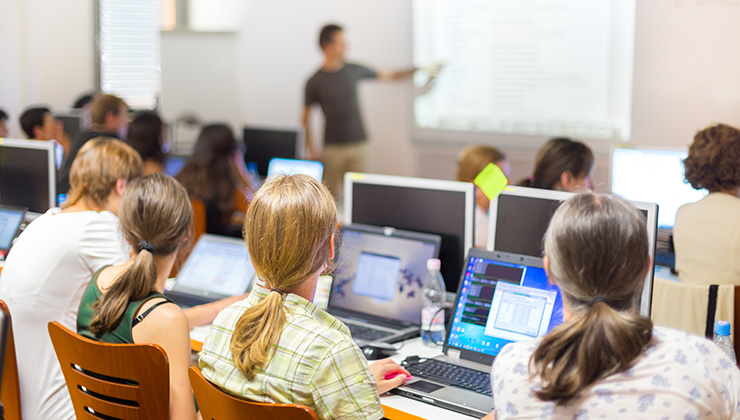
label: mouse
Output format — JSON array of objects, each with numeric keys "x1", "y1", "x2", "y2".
[{"x1": 361, "y1": 342, "x2": 397, "y2": 360}]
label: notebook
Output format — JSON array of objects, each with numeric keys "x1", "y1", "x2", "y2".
[
  {"x1": 166, "y1": 234, "x2": 256, "y2": 308},
  {"x1": 394, "y1": 248, "x2": 564, "y2": 418},
  {"x1": 328, "y1": 224, "x2": 441, "y2": 347},
  {"x1": 0, "y1": 206, "x2": 26, "y2": 261}
]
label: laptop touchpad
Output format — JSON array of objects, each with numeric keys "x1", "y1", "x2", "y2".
[{"x1": 406, "y1": 380, "x2": 444, "y2": 393}]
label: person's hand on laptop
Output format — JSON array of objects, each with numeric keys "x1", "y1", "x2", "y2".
[{"x1": 369, "y1": 358, "x2": 411, "y2": 394}]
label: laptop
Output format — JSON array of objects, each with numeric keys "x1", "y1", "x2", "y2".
[
  {"x1": 394, "y1": 248, "x2": 564, "y2": 418},
  {"x1": 0, "y1": 206, "x2": 26, "y2": 261},
  {"x1": 328, "y1": 224, "x2": 442, "y2": 347},
  {"x1": 166, "y1": 234, "x2": 257, "y2": 308},
  {"x1": 266, "y1": 158, "x2": 324, "y2": 181}
]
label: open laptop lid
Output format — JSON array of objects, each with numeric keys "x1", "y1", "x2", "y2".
[
  {"x1": 328, "y1": 224, "x2": 442, "y2": 327},
  {"x1": 0, "y1": 205, "x2": 26, "y2": 253},
  {"x1": 172, "y1": 234, "x2": 256, "y2": 300},
  {"x1": 444, "y1": 248, "x2": 564, "y2": 366}
]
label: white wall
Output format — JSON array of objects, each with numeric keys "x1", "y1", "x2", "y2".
[
  {"x1": 0, "y1": 0, "x2": 95, "y2": 138},
  {"x1": 4, "y1": 0, "x2": 740, "y2": 189}
]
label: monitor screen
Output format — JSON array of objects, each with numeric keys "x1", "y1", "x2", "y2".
[
  {"x1": 0, "y1": 207, "x2": 25, "y2": 251},
  {"x1": 329, "y1": 225, "x2": 441, "y2": 325},
  {"x1": 267, "y1": 158, "x2": 323, "y2": 181},
  {"x1": 55, "y1": 111, "x2": 86, "y2": 140},
  {"x1": 447, "y1": 250, "x2": 562, "y2": 358},
  {"x1": 0, "y1": 139, "x2": 56, "y2": 214},
  {"x1": 611, "y1": 148, "x2": 706, "y2": 229},
  {"x1": 243, "y1": 126, "x2": 303, "y2": 177},
  {"x1": 174, "y1": 234, "x2": 255, "y2": 298},
  {"x1": 165, "y1": 155, "x2": 187, "y2": 177},
  {"x1": 346, "y1": 174, "x2": 475, "y2": 294}
]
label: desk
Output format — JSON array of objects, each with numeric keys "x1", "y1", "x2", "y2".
[{"x1": 190, "y1": 328, "x2": 483, "y2": 420}]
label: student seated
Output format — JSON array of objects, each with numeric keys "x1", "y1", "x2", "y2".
[
  {"x1": 518, "y1": 137, "x2": 594, "y2": 191},
  {"x1": 0, "y1": 137, "x2": 142, "y2": 420},
  {"x1": 126, "y1": 112, "x2": 167, "y2": 175},
  {"x1": 488, "y1": 192, "x2": 740, "y2": 419},
  {"x1": 456, "y1": 144, "x2": 510, "y2": 248},
  {"x1": 19, "y1": 106, "x2": 69, "y2": 162},
  {"x1": 176, "y1": 124, "x2": 257, "y2": 237},
  {"x1": 199, "y1": 175, "x2": 411, "y2": 420},
  {"x1": 673, "y1": 123, "x2": 740, "y2": 285},
  {"x1": 58, "y1": 94, "x2": 130, "y2": 195},
  {"x1": 77, "y1": 173, "x2": 198, "y2": 420}
]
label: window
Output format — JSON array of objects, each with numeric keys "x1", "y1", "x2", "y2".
[{"x1": 97, "y1": 0, "x2": 161, "y2": 110}]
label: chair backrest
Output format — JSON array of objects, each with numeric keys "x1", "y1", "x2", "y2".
[
  {"x1": 47, "y1": 321, "x2": 170, "y2": 419},
  {"x1": 0, "y1": 300, "x2": 21, "y2": 420},
  {"x1": 188, "y1": 366, "x2": 319, "y2": 420},
  {"x1": 651, "y1": 278, "x2": 736, "y2": 343}
]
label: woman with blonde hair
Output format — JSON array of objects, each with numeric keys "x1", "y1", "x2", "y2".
[
  {"x1": 200, "y1": 175, "x2": 410, "y2": 420},
  {"x1": 0, "y1": 137, "x2": 142, "y2": 420},
  {"x1": 77, "y1": 173, "x2": 197, "y2": 419},
  {"x1": 488, "y1": 192, "x2": 740, "y2": 419},
  {"x1": 456, "y1": 144, "x2": 510, "y2": 248}
]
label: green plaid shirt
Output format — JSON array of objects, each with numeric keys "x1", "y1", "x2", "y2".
[{"x1": 199, "y1": 283, "x2": 383, "y2": 420}]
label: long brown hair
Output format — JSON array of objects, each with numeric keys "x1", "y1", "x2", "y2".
[
  {"x1": 175, "y1": 124, "x2": 242, "y2": 223},
  {"x1": 88, "y1": 173, "x2": 193, "y2": 334},
  {"x1": 531, "y1": 192, "x2": 652, "y2": 405},
  {"x1": 62, "y1": 137, "x2": 143, "y2": 210},
  {"x1": 518, "y1": 137, "x2": 594, "y2": 190},
  {"x1": 229, "y1": 175, "x2": 337, "y2": 379}
]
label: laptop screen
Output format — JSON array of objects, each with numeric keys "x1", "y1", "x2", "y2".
[
  {"x1": 447, "y1": 250, "x2": 564, "y2": 357},
  {"x1": 0, "y1": 208, "x2": 25, "y2": 251},
  {"x1": 329, "y1": 225, "x2": 441, "y2": 325},
  {"x1": 174, "y1": 235, "x2": 256, "y2": 298}
]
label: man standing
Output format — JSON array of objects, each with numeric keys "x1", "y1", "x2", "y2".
[{"x1": 303, "y1": 24, "x2": 432, "y2": 199}]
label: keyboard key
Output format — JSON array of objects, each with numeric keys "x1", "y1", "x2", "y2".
[{"x1": 348, "y1": 323, "x2": 393, "y2": 342}]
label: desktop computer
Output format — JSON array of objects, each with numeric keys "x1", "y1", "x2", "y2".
[
  {"x1": 344, "y1": 172, "x2": 476, "y2": 294},
  {"x1": 0, "y1": 139, "x2": 57, "y2": 215},
  {"x1": 243, "y1": 126, "x2": 304, "y2": 178}
]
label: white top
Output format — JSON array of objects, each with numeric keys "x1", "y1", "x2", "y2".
[
  {"x1": 0, "y1": 209, "x2": 128, "y2": 420},
  {"x1": 674, "y1": 192, "x2": 740, "y2": 285},
  {"x1": 491, "y1": 326, "x2": 740, "y2": 420},
  {"x1": 475, "y1": 205, "x2": 488, "y2": 249}
]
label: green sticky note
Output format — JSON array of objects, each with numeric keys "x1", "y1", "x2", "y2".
[{"x1": 474, "y1": 163, "x2": 508, "y2": 200}]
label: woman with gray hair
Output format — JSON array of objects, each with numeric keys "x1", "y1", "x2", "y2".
[{"x1": 487, "y1": 192, "x2": 740, "y2": 420}]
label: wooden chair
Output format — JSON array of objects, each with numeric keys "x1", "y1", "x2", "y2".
[
  {"x1": 188, "y1": 366, "x2": 319, "y2": 420},
  {"x1": 0, "y1": 300, "x2": 21, "y2": 420},
  {"x1": 47, "y1": 321, "x2": 169, "y2": 419}
]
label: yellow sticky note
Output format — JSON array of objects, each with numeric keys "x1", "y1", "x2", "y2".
[{"x1": 474, "y1": 163, "x2": 508, "y2": 200}]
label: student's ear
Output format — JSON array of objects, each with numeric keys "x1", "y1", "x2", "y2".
[
  {"x1": 544, "y1": 256, "x2": 557, "y2": 285},
  {"x1": 329, "y1": 233, "x2": 335, "y2": 260},
  {"x1": 115, "y1": 178, "x2": 128, "y2": 197},
  {"x1": 559, "y1": 171, "x2": 574, "y2": 191},
  {"x1": 32, "y1": 125, "x2": 44, "y2": 140}
]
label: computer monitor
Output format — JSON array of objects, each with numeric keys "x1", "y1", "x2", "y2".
[
  {"x1": 611, "y1": 147, "x2": 706, "y2": 230},
  {"x1": 164, "y1": 154, "x2": 188, "y2": 177},
  {"x1": 344, "y1": 172, "x2": 476, "y2": 294},
  {"x1": 243, "y1": 125, "x2": 304, "y2": 178},
  {"x1": 267, "y1": 158, "x2": 323, "y2": 181},
  {"x1": 487, "y1": 185, "x2": 658, "y2": 316},
  {"x1": 0, "y1": 139, "x2": 56, "y2": 214},
  {"x1": 54, "y1": 109, "x2": 87, "y2": 140}
]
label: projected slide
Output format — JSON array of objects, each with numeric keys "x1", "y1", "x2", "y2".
[{"x1": 413, "y1": 0, "x2": 635, "y2": 140}]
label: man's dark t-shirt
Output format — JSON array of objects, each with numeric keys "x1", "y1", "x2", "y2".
[
  {"x1": 305, "y1": 63, "x2": 377, "y2": 145},
  {"x1": 57, "y1": 130, "x2": 120, "y2": 195}
]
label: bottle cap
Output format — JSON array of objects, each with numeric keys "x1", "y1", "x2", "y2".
[
  {"x1": 715, "y1": 320, "x2": 731, "y2": 336},
  {"x1": 427, "y1": 258, "x2": 441, "y2": 271}
]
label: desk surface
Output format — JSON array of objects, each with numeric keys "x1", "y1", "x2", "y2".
[{"x1": 190, "y1": 327, "x2": 482, "y2": 420}]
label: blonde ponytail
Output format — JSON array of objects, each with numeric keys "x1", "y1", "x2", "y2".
[
  {"x1": 532, "y1": 192, "x2": 653, "y2": 405},
  {"x1": 229, "y1": 175, "x2": 336, "y2": 379}
]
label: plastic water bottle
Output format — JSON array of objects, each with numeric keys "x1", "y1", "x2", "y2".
[
  {"x1": 421, "y1": 258, "x2": 446, "y2": 347},
  {"x1": 714, "y1": 320, "x2": 737, "y2": 364}
]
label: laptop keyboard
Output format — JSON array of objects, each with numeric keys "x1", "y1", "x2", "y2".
[
  {"x1": 347, "y1": 323, "x2": 393, "y2": 342},
  {"x1": 406, "y1": 359, "x2": 492, "y2": 397}
]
